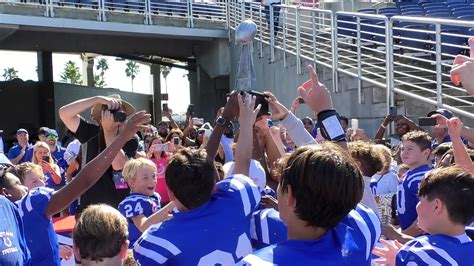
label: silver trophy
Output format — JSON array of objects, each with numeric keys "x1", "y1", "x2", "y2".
[{"x1": 235, "y1": 19, "x2": 257, "y2": 91}]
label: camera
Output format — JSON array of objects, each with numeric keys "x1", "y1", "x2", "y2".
[
  {"x1": 102, "y1": 105, "x2": 127, "y2": 123},
  {"x1": 418, "y1": 117, "x2": 437, "y2": 126},
  {"x1": 187, "y1": 104, "x2": 195, "y2": 116}
]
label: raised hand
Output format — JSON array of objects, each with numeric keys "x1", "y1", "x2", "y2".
[
  {"x1": 447, "y1": 117, "x2": 463, "y2": 139},
  {"x1": 264, "y1": 91, "x2": 289, "y2": 121},
  {"x1": 96, "y1": 96, "x2": 122, "y2": 110},
  {"x1": 222, "y1": 91, "x2": 240, "y2": 121},
  {"x1": 298, "y1": 64, "x2": 333, "y2": 115},
  {"x1": 450, "y1": 37, "x2": 474, "y2": 95},
  {"x1": 290, "y1": 97, "x2": 301, "y2": 113},
  {"x1": 101, "y1": 109, "x2": 118, "y2": 131},
  {"x1": 121, "y1": 111, "x2": 152, "y2": 140},
  {"x1": 238, "y1": 93, "x2": 261, "y2": 128},
  {"x1": 372, "y1": 239, "x2": 403, "y2": 266}
]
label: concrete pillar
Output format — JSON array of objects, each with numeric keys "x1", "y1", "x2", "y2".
[
  {"x1": 81, "y1": 55, "x2": 94, "y2": 87},
  {"x1": 36, "y1": 51, "x2": 55, "y2": 128},
  {"x1": 194, "y1": 65, "x2": 230, "y2": 121},
  {"x1": 150, "y1": 64, "x2": 162, "y2": 125},
  {"x1": 188, "y1": 62, "x2": 198, "y2": 110}
]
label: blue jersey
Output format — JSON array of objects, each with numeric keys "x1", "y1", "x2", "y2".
[
  {"x1": 8, "y1": 144, "x2": 33, "y2": 164},
  {"x1": 396, "y1": 233, "x2": 474, "y2": 265},
  {"x1": 0, "y1": 195, "x2": 31, "y2": 266},
  {"x1": 134, "y1": 174, "x2": 261, "y2": 265},
  {"x1": 118, "y1": 193, "x2": 161, "y2": 246},
  {"x1": 239, "y1": 204, "x2": 381, "y2": 265},
  {"x1": 250, "y1": 208, "x2": 287, "y2": 249},
  {"x1": 16, "y1": 187, "x2": 60, "y2": 266},
  {"x1": 396, "y1": 165, "x2": 431, "y2": 230}
]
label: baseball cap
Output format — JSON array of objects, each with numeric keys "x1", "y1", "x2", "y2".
[
  {"x1": 16, "y1": 128, "x2": 28, "y2": 135},
  {"x1": 223, "y1": 159, "x2": 266, "y2": 192},
  {"x1": 427, "y1": 109, "x2": 454, "y2": 119},
  {"x1": 46, "y1": 129, "x2": 59, "y2": 138}
]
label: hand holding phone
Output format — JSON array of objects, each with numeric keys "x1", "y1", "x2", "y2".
[
  {"x1": 152, "y1": 144, "x2": 169, "y2": 152},
  {"x1": 42, "y1": 155, "x2": 50, "y2": 162},
  {"x1": 351, "y1": 119, "x2": 359, "y2": 131},
  {"x1": 173, "y1": 136, "x2": 181, "y2": 146}
]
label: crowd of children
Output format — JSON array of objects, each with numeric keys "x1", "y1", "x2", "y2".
[{"x1": 1, "y1": 39, "x2": 474, "y2": 265}]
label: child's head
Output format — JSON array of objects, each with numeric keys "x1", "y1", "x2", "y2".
[
  {"x1": 401, "y1": 131, "x2": 432, "y2": 168},
  {"x1": 373, "y1": 144, "x2": 393, "y2": 174},
  {"x1": 165, "y1": 148, "x2": 215, "y2": 210},
  {"x1": 278, "y1": 143, "x2": 363, "y2": 229},
  {"x1": 0, "y1": 167, "x2": 28, "y2": 202},
  {"x1": 14, "y1": 162, "x2": 45, "y2": 190},
  {"x1": 122, "y1": 158, "x2": 157, "y2": 196},
  {"x1": 417, "y1": 166, "x2": 474, "y2": 233},
  {"x1": 432, "y1": 143, "x2": 453, "y2": 168},
  {"x1": 348, "y1": 141, "x2": 384, "y2": 177},
  {"x1": 73, "y1": 204, "x2": 129, "y2": 265}
]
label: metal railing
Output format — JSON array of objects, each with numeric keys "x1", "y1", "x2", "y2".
[
  {"x1": 228, "y1": 1, "x2": 474, "y2": 119},
  {"x1": 0, "y1": 0, "x2": 228, "y2": 28}
]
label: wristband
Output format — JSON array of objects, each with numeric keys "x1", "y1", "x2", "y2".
[{"x1": 317, "y1": 110, "x2": 346, "y2": 142}]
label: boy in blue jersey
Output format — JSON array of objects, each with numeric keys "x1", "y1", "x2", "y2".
[
  {"x1": 134, "y1": 92, "x2": 262, "y2": 265},
  {"x1": 118, "y1": 158, "x2": 175, "y2": 246},
  {"x1": 0, "y1": 111, "x2": 151, "y2": 266},
  {"x1": 239, "y1": 143, "x2": 381, "y2": 265},
  {"x1": 386, "y1": 131, "x2": 432, "y2": 242},
  {"x1": 0, "y1": 192, "x2": 31, "y2": 266},
  {"x1": 373, "y1": 166, "x2": 474, "y2": 265},
  {"x1": 73, "y1": 204, "x2": 130, "y2": 266}
]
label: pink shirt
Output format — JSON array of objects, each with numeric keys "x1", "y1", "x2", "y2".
[{"x1": 151, "y1": 154, "x2": 170, "y2": 203}]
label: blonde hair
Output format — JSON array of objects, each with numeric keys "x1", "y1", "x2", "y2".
[
  {"x1": 373, "y1": 144, "x2": 392, "y2": 174},
  {"x1": 122, "y1": 158, "x2": 157, "y2": 183},
  {"x1": 15, "y1": 162, "x2": 45, "y2": 184},
  {"x1": 32, "y1": 141, "x2": 53, "y2": 165}
]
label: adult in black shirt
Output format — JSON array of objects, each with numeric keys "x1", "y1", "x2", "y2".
[{"x1": 59, "y1": 95, "x2": 137, "y2": 214}]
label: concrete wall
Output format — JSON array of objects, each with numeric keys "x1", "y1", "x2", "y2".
[
  {"x1": 0, "y1": 79, "x2": 151, "y2": 148},
  {"x1": 229, "y1": 32, "x2": 474, "y2": 138}
]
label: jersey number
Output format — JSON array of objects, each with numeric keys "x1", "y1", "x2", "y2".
[{"x1": 124, "y1": 203, "x2": 143, "y2": 217}]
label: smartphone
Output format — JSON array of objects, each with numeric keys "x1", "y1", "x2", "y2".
[
  {"x1": 152, "y1": 144, "x2": 168, "y2": 152},
  {"x1": 42, "y1": 155, "x2": 49, "y2": 162},
  {"x1": 298, "y1": 97, "x2": 305, "y2": 104},
  {"x1": 351, "y1": 118, "x2": 359, "y2": 131},
  {"x1": 389, "y1": 106, "x2": 397, "y2": 117},
  {"x1": 418, "y1": 117, "x2": 437, "y2": 126},
  {"x1": 163, "y1": 103, "x2": 169, "y2": 112},
  {"x1": 245, "y1": 91, "x2": 270, "y2": 117},
  {"x1": 173, "y1": 136, "x2": 180, "y2": 146}
]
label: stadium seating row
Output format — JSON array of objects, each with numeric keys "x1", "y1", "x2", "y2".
[{"x1": 337, "y1": 1, "x2": 474, "y2": 56}]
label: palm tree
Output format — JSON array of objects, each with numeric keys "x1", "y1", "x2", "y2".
[
  {"x1": 94, "y1": 58, "x2": 109, "y2": 88},
  {"x1": 2, "y1": 67, "x2": 19, "y2": 81},
  {"x1": 60, "y1": 61, "x2": 82, "y2": 85},
  {"x1": 125, "y1": 60, "x2": 140, "y2": 92},
  {"x1": 161, "y1": 66, "x2": 171, "y2": 93}
]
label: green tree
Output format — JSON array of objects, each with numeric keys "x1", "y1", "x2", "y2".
[
  {"x1": 2, "y1": 67, "x2": 18, "y2": 81},
  {"x1": 60, "y1": 61, "x2": 82, "y2": 85},
  {"x1": 125, "y1": 60, "x2": 140, "y2": 92},
  {"x1": 94, "y1": 58, "x2": 109, "y2": 88},
  {"x1": 161, "y1": 66, "x2": 171, "y2": 92}
]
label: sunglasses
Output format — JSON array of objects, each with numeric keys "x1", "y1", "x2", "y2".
[{"x1": 47, "y1": 135, "x2": 58, "y2": 139}]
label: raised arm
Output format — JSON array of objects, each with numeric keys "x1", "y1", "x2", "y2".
[
  {"x1": 450, "y1": 37, "x2": 474, "y2": 95},
  {"x1": 298, "y1": 64, "x2": 347, "y2": 150},
  {"x1": 45, "y1": 111, "x2": 151, "y2": 218},
  {"x1": 374, "y1": 115, "x2": 395, "y2": 143},
  {"x1": 59, "y1": 96, "x2": 121, "y2": 133},
  {"x1": 233, "y1": 93, "x2": 261, "y2": 176}
]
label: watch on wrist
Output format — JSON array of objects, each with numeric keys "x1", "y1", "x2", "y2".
[{"x1": 215, "y1": 116, "x2": 227, "y2": 126}]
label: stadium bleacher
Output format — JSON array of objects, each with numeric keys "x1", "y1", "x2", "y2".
[{"x1": 345, "y1": 0, "x2": 474, "y2": 56}]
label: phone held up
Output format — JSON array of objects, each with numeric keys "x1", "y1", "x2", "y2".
[{"x1": 418, "y1": 117, "x2": 437, "y2": 127}]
